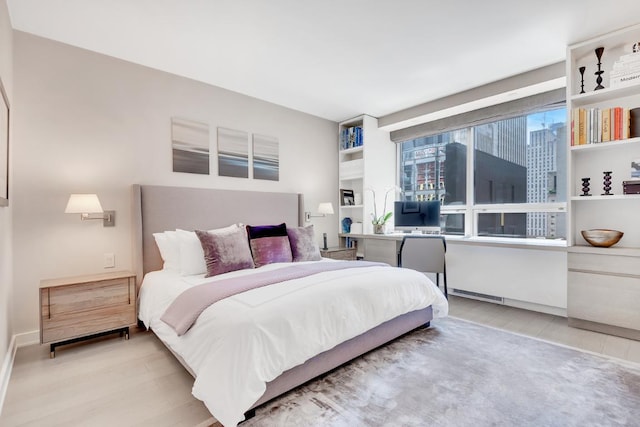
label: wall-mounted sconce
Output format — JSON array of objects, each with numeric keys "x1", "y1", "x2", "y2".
[
  {"x1": 64, "y1": 194, "x2": 115, "y2": 227},
  {"x1": 304, "y1": 202, "x2": 334, "y2": 222}
]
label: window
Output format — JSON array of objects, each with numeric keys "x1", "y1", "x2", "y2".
[
  {"x1": 398, "y1": 106, "x2": 567, "y2": 240},
  {"x1": 400, "y1": 129, "x2": 467, "y2": 205}
]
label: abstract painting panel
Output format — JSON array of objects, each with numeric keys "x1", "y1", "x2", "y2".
[
  {"x1": 218, "y1": 127, "x2": 249, "y2": 178},
  {"x1": 253, "y1": 134, "x2": 279, "y2": 181},
  {"x1": 171, "y1": 118, "x2": 210, "y2": 175}
]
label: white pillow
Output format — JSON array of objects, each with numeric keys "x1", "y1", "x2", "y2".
[
  {"x1": 176, "y1": 224, "x2": 239, "y2": 276},
  {"x1": 152, "y1": 230, "x2": 180, "y2": 271}
]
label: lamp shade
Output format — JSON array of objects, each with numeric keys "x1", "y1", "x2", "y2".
[
  {"x1": 318, "y1": 202, "x2": 334, "y2": 215},
  {"x1": 65, "y1": 194, "x2": 104, "y2": 214}
]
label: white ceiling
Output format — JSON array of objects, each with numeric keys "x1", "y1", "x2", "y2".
[{"x1": 7, "y1": 0, "x2": 640, "y2": 123}]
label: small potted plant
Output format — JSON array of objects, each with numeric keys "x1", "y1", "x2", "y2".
[{"x1": 369, "y1": 188, "x2": 394, "y2": 234}]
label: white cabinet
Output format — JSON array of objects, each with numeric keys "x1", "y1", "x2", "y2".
[
  {"x1": 567, "y1": 24, "x2": 640, "y2": 339},
  {"x1": 568, "y1": 247, "x2": 640, "y2": 340},
  {"x1": 338, "y1": 115, "x2": 395, "y2": 238}
]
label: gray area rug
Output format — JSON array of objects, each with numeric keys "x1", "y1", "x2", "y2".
[{"x1": 236, "y1": 317, "x2": 640, "y2": 427}]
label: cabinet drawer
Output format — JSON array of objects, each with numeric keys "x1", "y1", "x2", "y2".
[
  {"x1": 41, "y1": 306, "x2": 135, "y2": 343},
  {"x1": 363, "y1": 239, "x2": 398, "y2": 266},
  {"x1": 568, "y1": 252, "x2": 640, "y2": 276},
  {"x1": 46, "y1": 278, "x2": 131, "y2": 316},
  {"x1": 568, "y1": 271, "x2": 640, "y2": 330}
]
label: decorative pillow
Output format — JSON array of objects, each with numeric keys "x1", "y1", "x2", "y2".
[
  {"x1": 153, "y1": 230, "x2": 180, "y2": 270},
  {"x1": 246, "y1": 223, "x2": 293, "y2": 267},
  {"x1": 287, "y1": 225, "x2": 322, "y2": 262},
  {"x1": 195, "y1": 227, "x2": 255, "y2": 277},
  {"x1": 249, "y1": 236, "x2": 293, "y2": 268},
  {"x1": 177, "y1": 224, "x2": 238, "y2": 276},
  {"x1": 246, "y1": 223, "x2": 288, "y2": 239}
]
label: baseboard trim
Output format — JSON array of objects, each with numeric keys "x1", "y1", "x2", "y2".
[
  {"x1": 15, "y1": 330, "x2": 39, "y2": 348},
  {"x1": 451, "y1": 291, "x2": 567, "y2": 317},
  {"x1": 503, "y1": 298, "x2": 567, "y2": 317},
  {"x1": 568, "y1": 317, "x2": 640, "y2": 341},
  {"x1": 0, "y1": 330, "x2": 39, "y2": 417},
  {"x1": 451, "y1": 288, "x2": 503, "y2": 303},
  {"x1": 0, "y1": 335, "x2": 17, "y2": 418}
]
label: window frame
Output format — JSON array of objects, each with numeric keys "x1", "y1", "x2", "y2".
[{"x1": 397, "y1": 105, "x2": 568, "y2": 243}]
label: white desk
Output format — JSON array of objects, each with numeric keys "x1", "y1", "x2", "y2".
[{"x1": 340, "y1": 232, "x2": 439, "y2": 266}]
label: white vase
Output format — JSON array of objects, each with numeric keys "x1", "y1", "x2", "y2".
[{"x1": 373, "y1": 224, "x2": 385, "y2": 234}]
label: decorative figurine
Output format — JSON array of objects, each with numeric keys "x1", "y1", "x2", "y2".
[
  {"x1": 580, "y1": 177, "x2": 591, "y2": 196},
  {"x1": 594, "y1": 47, "x2": 605, "y2": 90},
  {"x1": 579, "y1": 66, "x2": 586, "y2": 94},
  {"x1": 341, "y1": 216, "x2": 352, "y2": 234},
  {"x1": 602, "y1": 171, "x2": 613, "y2": 195}
]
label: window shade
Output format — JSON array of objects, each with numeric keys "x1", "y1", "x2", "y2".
[{"x1": 390, "y1": 88, "x2": 565, "y2": 143}]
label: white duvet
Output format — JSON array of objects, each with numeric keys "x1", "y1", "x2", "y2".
[{"x1": 138, "y1": 260, "x2": 448, "y2": 427}]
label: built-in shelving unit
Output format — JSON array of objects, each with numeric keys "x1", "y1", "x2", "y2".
[
  {"x1": 567, "y1": 24, "x2": 640, "y2": 248},
  {"x1": 566, "y1": 23, "x2": 640, "y2": 340},
  {"x1": 338, "y1": 115, "x2": 395, "y2": 247}
]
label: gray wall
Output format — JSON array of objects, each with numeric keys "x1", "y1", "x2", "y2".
[
  {"x1": 0, "y1": 0, "x2": 13, "y2": 374},
  {"x1": 11, "y1": 31, "x2": 338, "y2": 337}
]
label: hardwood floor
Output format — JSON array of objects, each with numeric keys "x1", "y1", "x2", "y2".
[
  {"x1": 2, "y1": 296, "x2": 639, "y2": 426},
  {"x1": 447, "y1": 296, "x2": 640, "y2": 363},
  {"x1": 0, "y1": 329, "x2": 214, "y2": 427}
]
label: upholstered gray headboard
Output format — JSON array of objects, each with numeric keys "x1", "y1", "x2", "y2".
[{"x1": 132, "y1": 184, "x2": 303, "y2": 286}]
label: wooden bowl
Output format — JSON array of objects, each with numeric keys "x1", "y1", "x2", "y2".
[{"x1": 581, "y1": 229, "x2": 623, "y2": 248}]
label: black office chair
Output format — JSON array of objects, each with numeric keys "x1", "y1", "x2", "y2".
[{"x1": 397, "y1": 235, "x2": 447, "y2": 298}]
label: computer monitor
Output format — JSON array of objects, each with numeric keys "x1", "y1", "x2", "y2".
[{"x1": 393, "y1": 201, "x2": 441, "y2": 233}]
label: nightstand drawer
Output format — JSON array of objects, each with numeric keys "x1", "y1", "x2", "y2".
[
  {"x1": 320, "y1": 247, "x2": 357, "y2": 260},
  {"x1": 44, "y1": 278, "x2": 131, "y2": 317},
  {"x1": 41, "y1": 305, "x2": 136, "y2": 343}
]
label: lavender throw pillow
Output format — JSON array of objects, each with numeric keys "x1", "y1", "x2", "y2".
[
  {"x1": 195, "y1": 228, "x2": 255, "y2": 277},
  {"x1": 249, "y1": 235, "x2": 293, "y2": 268},
  {"x1": 287, "y1": 225, "x2": 322, "y2": 262}
]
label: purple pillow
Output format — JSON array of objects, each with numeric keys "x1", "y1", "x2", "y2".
[
  {"x1": 246, "y1": 223, "x2": 287, "y2": 239},
  {"x1": 195, "y1": 228, "x2": 255, "y2": 277},
  {"x1": 287, "y1": 225, "x2": 322, "y2": 262},
  {"x1": 249, "y1": 235, "x2": 293, "y2": 268}
]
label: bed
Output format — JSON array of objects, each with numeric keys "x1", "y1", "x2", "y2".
[{"x1": 132, "y1": 184, "x2": 448, "y2": 426}]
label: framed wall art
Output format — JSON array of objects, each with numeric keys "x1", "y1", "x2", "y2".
[
  {"x1": 340, "y1": 189, "x2": 354, "y2": 206},
  {"x1": 218, "y1": 127, "x2": 249, "y2": 178},
  {"x1": 171, "y1": 117, "x2": 210, "y2": 175},
  {"x1": 252, "y1": 133, "x2": 279, "y2": 181}
]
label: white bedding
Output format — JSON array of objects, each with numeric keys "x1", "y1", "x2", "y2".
[{"x1": 138, "y1": 260, "x2": 448, "y2": 427}]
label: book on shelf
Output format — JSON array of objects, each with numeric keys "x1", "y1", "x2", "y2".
[
  {"x1": 344, "y1": 237, "x2": 357, "y2": 248},
  {"x1": 602, "y1": 108, "x2": 611, "y2": 142},
  {"x1": 340, "y1": 125, "x2": 363, "y2": 150},
  {"x1": 571, "y1": 106, "x2": 633, "y2": 145},
  {"x1": 624, "y1": 108, "x2": 630, "y2": 139},
  {"x1": 571, "y1": 109, "x2": 576, "y2": 146},
  {"x1": 578, "y1": 108, "x2": 586, "y2": 145}
]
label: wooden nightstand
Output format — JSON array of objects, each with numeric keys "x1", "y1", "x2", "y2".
[
  {"x1": 320, "y1": 247, "x2": 357, "y2": 261},
  {"x1": 40, "y1": 270, "x2": 137, "y2": 358}
]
